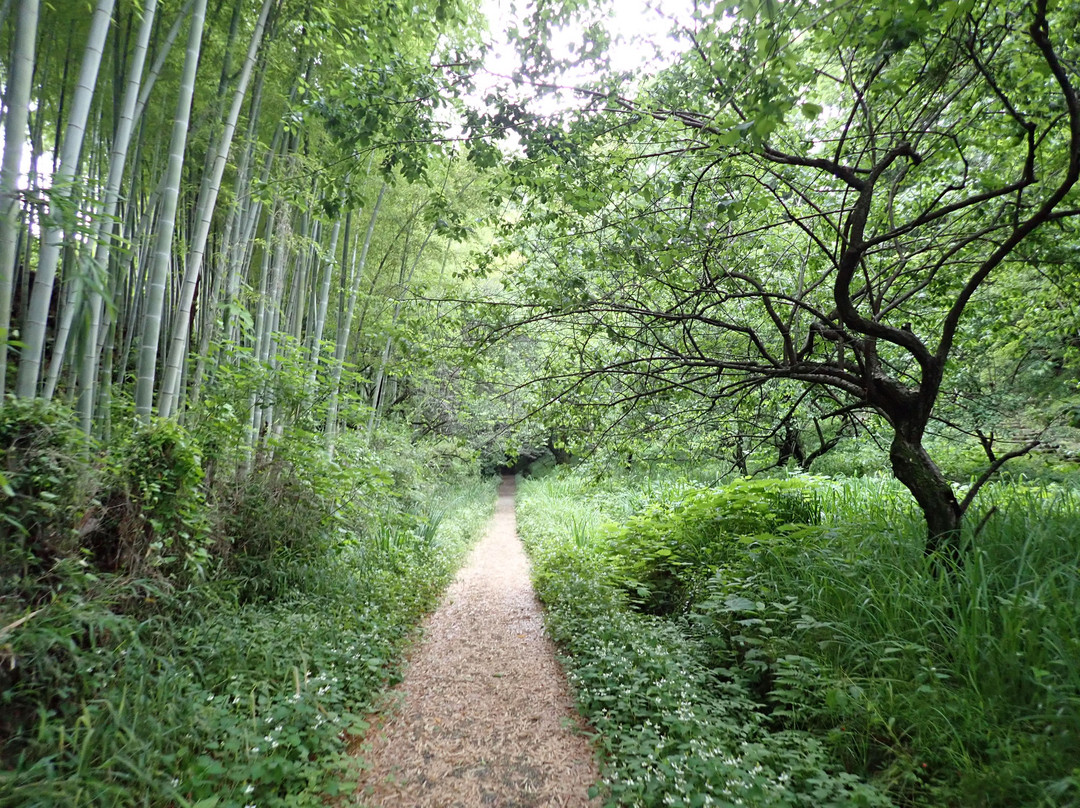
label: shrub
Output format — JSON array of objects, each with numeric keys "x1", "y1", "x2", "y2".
[
  {"x1": 0, "y1": 398, "x2": 88, "y2": 571},
  {"x1": 84, "y1": 419, "x2": 210, "y2": 579},
  {"x1": 517, "y1": 473, "x2": 891, "y2": 808},
  {"x1": 603, "y1": 477, "x2": 823, "y2": 614},
  {"x1": 520, "y1": 470, "x2": 1080, "y2": 808},
  {"x1": 1, "y1": 465, "x2": 495, "y2": 807}
]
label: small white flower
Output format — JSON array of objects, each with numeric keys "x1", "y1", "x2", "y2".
[{"x1": 244, "y1": 784, "x2": 255, "y2": 794}]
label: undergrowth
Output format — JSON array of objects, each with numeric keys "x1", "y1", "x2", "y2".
[
  {"x1": 518, "y1": 469, "x2": 1080, "y2": 808},
  {"x1": 0, "y1": 402, "x2": 496, "y2": 808}
]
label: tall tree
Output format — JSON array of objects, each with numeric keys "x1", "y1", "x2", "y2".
[
  {"x1": 15, "y1": 0, "x2": 114, "y2": 398},
  {"x1": 77, "y1": 0, "x2": 160, "y2": 436},
  {"x1": 134, "y1": 0, "x2": 207, "y2": 420},
  {"x1": 0, "y1": 0, "x2": 39, "y2": 399},
  {"x1": 486, "y1": 0, "x2": 1080, "y2": 558},
  {"x1": 157, "y1": 0, "x2": 274, "y2": 419}
]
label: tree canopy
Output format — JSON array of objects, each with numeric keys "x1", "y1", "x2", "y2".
[
  {"x1": 0, "y1": 0, "x2": 1077, "y2": 556},
  {"x1": 467, "y1": 0, "x2": 1080, "y2": 557}
]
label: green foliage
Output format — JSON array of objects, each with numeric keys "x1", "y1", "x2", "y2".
[
  {"x1": 519, "y1": 470, "x2": 1080, "y2": 808},
  {"x1": 518, "y1": 471, "x2": 890, "y2": 807},
  {"x1": 602, "y1": 477, "x2": 822, "y2": 614},
  {"x1": 483, "y1": 0, "x2": 1080, "y2": 555},
  {"x1": 727, "y1": 480, "x2": 1080, "y2": 807},
  {"x1": 87, "y1": 420, "x2": 211, "y2": 579},
  {"x1": 0, "y1": 394, "x2": 497, "y2": 806},
  {"x1": 0, "y1": 398, "x2": 87, "y2": 565}
]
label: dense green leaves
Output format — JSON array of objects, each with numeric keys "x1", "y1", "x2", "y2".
[
  {"x1": 519, "y1": 473, "x2": 892, "y2": 807},
  {"x1": 519, "y1": 469, "x2": 1080, "y2": 807},
  {"x1": 0, "y1": 412, "x2": 496, "y2": 805},
  {"x1": 603, "y1": 478, "x2": 822, "y2": 614},
  {"x1": 478, "y1": 0, "x2": 1080, "y2": 550},
  {"x1": 2, "y1": 0, "x2": 1079, "y2": 802}
]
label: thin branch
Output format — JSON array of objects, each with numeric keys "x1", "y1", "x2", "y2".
[{"x1": 959, "y1": 440, "x2": 1040, "y2": 513}]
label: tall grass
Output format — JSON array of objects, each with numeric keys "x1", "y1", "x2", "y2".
[
  {"x1": 748, "y1": 480, "x2": 1080, "y2": 805},
  {"x1": 519, "y1": 468, "x2": 1080, "y2": 808}
]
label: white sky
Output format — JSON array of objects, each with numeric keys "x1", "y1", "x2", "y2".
[{"x1": 475, "y1": 0, "x2": 694, "y2": 114}]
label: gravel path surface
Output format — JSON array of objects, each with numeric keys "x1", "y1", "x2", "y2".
[{"x1": 353, "y1": 476, "x2": 601, "y2": 807}]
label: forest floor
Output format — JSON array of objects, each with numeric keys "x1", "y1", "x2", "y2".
[{"x1": 351, "y1": 476, "x2": 601, "y2": 807}]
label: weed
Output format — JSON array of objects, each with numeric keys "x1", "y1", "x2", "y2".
[
  {"x1": 518, "y1": 469, "x2": 1080, "y2": 808},
  {"x1": 1, "y1": 407, "x2": 497, "y2": 807}
]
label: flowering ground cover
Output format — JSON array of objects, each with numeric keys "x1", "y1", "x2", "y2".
[{"x1": 517, "y1": 471, "x2": 1080, "y2": 808}]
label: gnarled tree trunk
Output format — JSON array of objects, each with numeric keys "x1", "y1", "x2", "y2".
[{"x1": 889, "y1": 427, "x2": 963, "y2": 565}]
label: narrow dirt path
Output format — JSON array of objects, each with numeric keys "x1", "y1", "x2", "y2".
[{"x1": 353, "y1": 476, "x2": 601, "y2": 807}]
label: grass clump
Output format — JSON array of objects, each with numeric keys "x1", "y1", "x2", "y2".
[{"x1": 518, "y1": 469, "x2": 1080, "y2": 808}]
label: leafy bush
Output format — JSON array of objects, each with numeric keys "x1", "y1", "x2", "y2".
[
  {"x1": 0, "y1": 398, "x2": 87, "y2": 570},
  {"x1": 518, "y1": 472, "x2": 889, "y2": 807},
  {"x1": 519, "y1": 470, "x2": 1080, "y2": 808},
  {"x1": 0, "y1": 390, "x2": 497, "y2": 807},
  {"x1": 1, "y1": 474, "x2": 495, "y2": 807},
  {"x1": 603, "y1": 477, "x2": 823, "y2": 614},
  {"x1": 83, "y1": 419, "x2": 211, "y2": 579}
]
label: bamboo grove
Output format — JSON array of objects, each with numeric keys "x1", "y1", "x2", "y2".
[{"x1": 0, "y1": 0, "x2": 484, "y2": 457}]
